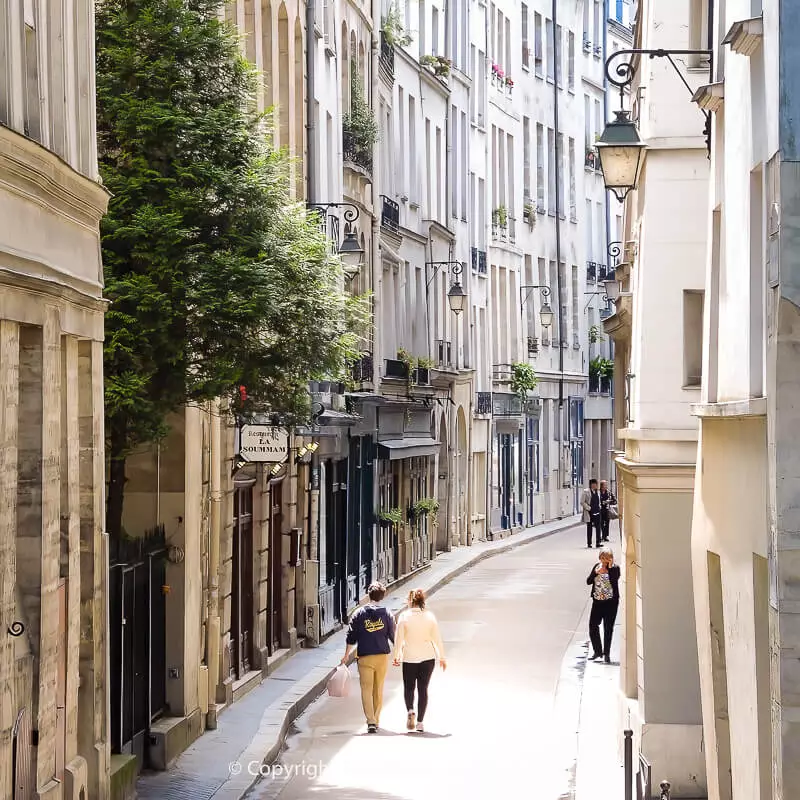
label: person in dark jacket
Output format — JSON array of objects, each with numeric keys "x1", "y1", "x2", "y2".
[
  {"x1": 341, "y1": 582, "x2": 396, "y2": 733},
  {"x1": 599, "y1": 480, "x2": 617, "y2": 542},
  {"x1": 587, "y1": 548, "x2": 620, "y2": 663}
]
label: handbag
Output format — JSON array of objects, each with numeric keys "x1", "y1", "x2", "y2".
[
  {"x1": 327, "y1": 664, "x2": 351, "y2": 697},
  {"x1": 608, "y1": 504, "x2": 619, "y2": 520}
]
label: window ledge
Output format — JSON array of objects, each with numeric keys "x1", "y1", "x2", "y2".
[{"x1": 690, "y1": 397, "x2": 767, "y2": 418}]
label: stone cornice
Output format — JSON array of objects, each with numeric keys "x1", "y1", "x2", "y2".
[
  {"x1": 691, "y1": 397, "x2": 767, "y2": 418},
  {"x1": 614, "y1": 455, "x2": 696, "y2": 491},
  {"x1": 0, "y1": 125, "x2": 109, "y2": 230}
]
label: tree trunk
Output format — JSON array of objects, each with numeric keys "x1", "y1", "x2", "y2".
[{"x1": 107, "y1": 455, "x2": 127, "y2": 539}]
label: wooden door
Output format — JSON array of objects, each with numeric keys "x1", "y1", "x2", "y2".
[
  {"x1": 268, "y1": 482, "x2": 283, "y2": 654},
  {"x1": 231, "y1": 486, "x2": 254, "y2": 678}
]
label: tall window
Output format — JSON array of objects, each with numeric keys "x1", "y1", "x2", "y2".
[
  {"x1": 536, "y1": 124, "x2": 545, "y2": 210},
  {"x1": 558, "y1": 261, "x2": 568, "y2": 344},
  {"x1": 432, "y1": 6, "x2": 439, "y2": 55},
  {"x1": 461, "y1": 111, "x2": 468, "y2": 220},
  {"x1": 584, "y1": 95, "x2": 592, "y2": 150},
  {"x1": 549, "y1": 261, "x2": 559, "y2": 343},
  {"x1": 522, "y1": 3, "x2": 530, "y2": 68},
  {"x1": 572, "y1": 266, "x2": 579, "y2": 345},
  {"x1": 593, "y1": 0, "x2": 601, "y2": 54},
  {"x1": 557, "y1": 132, "x2": 565, "y2": 215},
  {"x1": 555, "y1": 25, "x2": 562, "y2": 87},
  {"x1": 450, "y1": 104, "x2": 457, "y2": 216},
  {"x1": 568, "y1": 137, "x2": 576, "y2": 220},
  {"x1": 523, "y1": 117, "x2": 531, "y2": 200},
  {"x1": 568, "y1": 32, "x2": 575, "y2": 90},
  {"x1": 683, "y1": 291, "x2": 705, "y2": 386},
  {"x1": 23, "y1": 0, "x2": 41, "y2": 142},
  {"x1": 534, "y1": 13, "x2": 543, "y2": 77},
  {"x1": 546, "y1": 19, "x2": 554, "y2": 80},
  {"x1": 409, "y1": 95, "x2": 417, "y2": 201},
  {"x1": 419, "y1": 0, "x2": 427, "y2": 56},
  {"x1": 547, "y1": 128, "x2": 556, "y2": 213},
  {"x1": 688, "y1": 0, "x2": 711, "y2": 67}
]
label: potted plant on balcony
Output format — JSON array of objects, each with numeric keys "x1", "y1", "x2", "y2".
[
  {"x1": 491, "y1": 63, "x2": 504, "y2": 84},
  {"x1": 492, "y1": 205, "x2": 508, "y2": 230},
  {"x1": 378, "y1": 508, "x2": 403, "y2": 528},
  {"x1": 510, "y1": 362, "x2": 538, "y2": 398},
  {"x1": 382, "y1": 2, "x2": 413, "y2": 47},
  {"x1": 504, "y1": 75, "x2": 514, "y2": 94},
  {"x1": 415, "y1": 356, "x2": 434, "y2": 384},
  {"x1": 589, "y1": 325, "x2": 604, "y2": 344},
  {"x1": 343, "y1": 72, "x2": 378, "y2": 172},
  {"x1": 413, "y1": 497, "x2": 439, "y2": 526},
  {"x1": 420, "y1": 54, "x2": 452, "y2": 78},
  {"x1": 523, "y1": 200, "x2": 536, "y2": 227}
]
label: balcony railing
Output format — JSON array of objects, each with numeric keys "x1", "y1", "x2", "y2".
[
  {"x1": 527, "y1": 336, "x2": 539, "y2": 355},
  {"x1": 379, "y1": 33, "x2": 395, "y2": 82},
  {"x1": 436, "y1": 339, "x2": 452, "y2": 368},
  {"x1": 343, "y1": 127, "x2": 373, "y2": 174},
  {"x1": 586, "y1": 261, "x2": 597, "y2": 283},
  {"x1": 381, "y1": 195, "x2": 399, "y2": 233},
  {"x1": 475, "y1": 392, "x2": 492, "y2": 415},
  {"x1": 589, "y1": 374, "x2": 612, "y2": 395},
  {"x1": 350, "y1": 353, "x2": 374, "y2": 384},
  {"x1": 472, "y1": 247, "x2": 488, "y2": 274},
  {"x1": 597, "y1": 263, "x2": 610, "y2": 281}
]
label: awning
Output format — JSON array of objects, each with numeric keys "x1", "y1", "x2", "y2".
[
  {"x1": 377, "y1": 437, "x2": 440, "y2": 460},
  {"x1": 318, "y1": 409, "x2": 362, "y2": 427}
]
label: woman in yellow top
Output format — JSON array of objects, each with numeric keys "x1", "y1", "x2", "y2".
[{"x1": 392, "y1": 588, "x2": 447, "y2": 732}]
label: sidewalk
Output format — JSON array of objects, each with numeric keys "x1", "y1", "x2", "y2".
[{"x1": 136, "y1": 514, "x2": 582, "y2": 800}]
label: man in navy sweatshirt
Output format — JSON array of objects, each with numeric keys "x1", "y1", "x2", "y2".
[{"x1": 340, "y1": 582, "x2": 395, "y2": 733}]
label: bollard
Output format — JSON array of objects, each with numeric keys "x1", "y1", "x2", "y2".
[
  {"x1": 660, "y1": 780, "x2": 671, "y2": 800},
  {"x1": 624, "y1": 729, "x2": 633, "y2": 800}
]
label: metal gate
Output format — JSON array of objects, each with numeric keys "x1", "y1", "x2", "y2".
[{"x1": 109, "y1": 529, "x2": 167, "y2": 762}]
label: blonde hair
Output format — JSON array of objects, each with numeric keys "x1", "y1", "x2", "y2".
[
  {"x1": 409, "y1": 588, "x2": 426, "y2": 608},
  {"x1": 599, "y1": 548, "x2": 614, "y2": 561}
]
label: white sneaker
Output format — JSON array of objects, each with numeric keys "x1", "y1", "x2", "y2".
[
  {"x1": 415, "y1": 721, "x2": 424, "y2": 732},
  {"x1": 407, "y1": 711, "x2": 416, "y2": 730}
]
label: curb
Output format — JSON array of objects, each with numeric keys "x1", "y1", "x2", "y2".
[{"x1": 215, "y1": 515, "x2": 582, "y2": 799}]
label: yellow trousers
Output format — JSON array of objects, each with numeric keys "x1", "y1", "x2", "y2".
[{"x1": 356, "y1": 654, "x2": 389, "y2": 725}]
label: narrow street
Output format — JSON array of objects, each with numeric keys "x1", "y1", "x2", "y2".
[{"x1": 246, "y1": 526, "x2": 598, "y2": 800}]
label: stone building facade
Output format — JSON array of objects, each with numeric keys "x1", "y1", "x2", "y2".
[{"x1": 0, "y1": 0, "x2": 110, "y2": 798}]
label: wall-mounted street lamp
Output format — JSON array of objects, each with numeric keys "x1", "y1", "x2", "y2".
[
  {"x1": 519, "y1": 285, "x2": 554, "y2": 329},
  {"x1": 426, "y1": 261, "x2": 468, "y2": 315},
  {"x1": 308, "y1": 202, "x2": 364, "y2": 281},
  {"x1": 596, "y1": 48, "x2": 712, "y2": 200}
]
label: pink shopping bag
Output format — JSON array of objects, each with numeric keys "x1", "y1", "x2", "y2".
[{"x1": 327, "y1": 664, "x2": 351, "y2": 697}]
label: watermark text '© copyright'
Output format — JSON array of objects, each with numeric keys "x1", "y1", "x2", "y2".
[{"x1": 228, "y1": 760, "x2": 326, "y2": 779}]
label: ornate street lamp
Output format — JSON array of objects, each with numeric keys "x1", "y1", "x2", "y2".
[
  {"x1": 519, "y1": 285, "x2": 554, "y2": 329},
  {"x1": 597, "y1": 48, "x2": 712, "y2": 200},
  {"x1": 308, "y1": 202, "x2": 364, "y2": 281},
  {"x1": 426, "y1": 261, "x2": 469, "y2": 315}
]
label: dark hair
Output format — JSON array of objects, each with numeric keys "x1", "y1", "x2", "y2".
[
  {"x1": 410, "y1": 588, "x2": 426, "y2": 609},
  {"x1": 589, "y1": 478, "x2": 598, "y2": 487},
  {"x1": 368, "y1": 582, "x2": 386, "y2": 602}
]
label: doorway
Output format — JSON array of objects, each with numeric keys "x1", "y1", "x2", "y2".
[
  {"x1": 231, "y1": 485, "x2": 254, "y2": 679},
  {"x1": 268, "y1": 480, "x2": 284, "y2": 654}
]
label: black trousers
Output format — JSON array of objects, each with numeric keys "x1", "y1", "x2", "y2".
[
  {"x1": 402, "y1": 659, "x2": 436, "y2": 720},
  {"x1": 589, "y1": 598, "x2": 619, "y2": 657},
  {"x1": 601, "y1": 514, "x2": 610, "y2": 541},
  {"x1": 586, "y1": 515, "x2": 602, "y2": 546}
]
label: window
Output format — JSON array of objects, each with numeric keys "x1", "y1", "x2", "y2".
[
  {"x1": 568, "y1": 138, "x2": 576, "y2": 220},
  {"x1": 689, "y1": 1, "x2": 711, "y2": 67},
  {"x1": 586, "y1": 199, "x2": 593, "y2": 261},
  {"x1": 557, "y1": 132, "x2": 565, "y2": 215},
  {"x1": 470, "y1": 46, "x2": 477, "y2": 121},
  {"x1": 432, "y1": 6, "x2": 439, "y2": 55},
  {"x1": 534, "y1": 13, "x2": 543, "y2": 77},
  {"x1": 556, "y1": 25, "x2": 562, "y2": 87},
  {"x1": 505, "y1": 16, "x2": 511, "y2": 76},
  {"x1": 547, "y1": 128, "x2": 555, "y2": 213},
  {"x1": 568, "y1": 32, "x2": 575, "y2": 90},
  {"x1": 584, "y1": 94, "x2": 592, "y2": 150},
  {"x1": 425, "y1": 118, "x2": 432, "y2": 215},
  {"x1": 461, "y1": 111, "x2": 468, "y2": 220},
  {"x1": 419, "y1": 0, "x2": 427, "y2": 56},
  {"x1": 593, "y1": 0, "x2": 601, "y2": 55},
  {"x1": 559, "y1": 261, "x2": 568, "y2": 342},
  {"x1": 536, "y1": 124, "x2": 545, "y2": 210},
  {"x1": 549, "y1": 260, "x2": 558, "y2": 342},
  {"x1": 583, "y1": 0, "x2": 590, "y2": 45},
  {"x1": 409, "y1": 95, "x2": 416, "y2": 201},
  {"x1": 450, "y1": 105, "x2": 457, "y2": 216},
  {"x1": 683, "y1": 290, "x2": 705, "y2": 387},
  {"x1": 546, "y1": 19, "x2": 554, "y2": 81},
  {"x1": 23, "y1": 0, "x2": 41, "y2": 142},
  {"x1": 572, "y1": 266, "x2": 579, "y2": 344},
  {"x1": 523, "y1": 117, "x2": 531, "y2": 200},
  {"x1": 522, "y1": 4, "x2": 530, "y2": 68}
]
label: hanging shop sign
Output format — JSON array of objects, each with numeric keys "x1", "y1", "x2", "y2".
[{"x1": 239, "y1": 425, "x2": 289, "y2": 463}]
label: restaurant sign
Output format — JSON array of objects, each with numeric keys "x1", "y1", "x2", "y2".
[{"x1": 239, "y1": 425, "x2": 289, "y2": 463}]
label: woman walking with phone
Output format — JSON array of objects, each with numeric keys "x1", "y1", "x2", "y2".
[
  {"x1": 587, "y1": 548, "x2": 620, "y2": 664},
  {"x1": 392, "y1": 589, "x2": 446, "y2": 732}
]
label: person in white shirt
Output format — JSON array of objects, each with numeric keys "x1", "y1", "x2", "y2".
[{"x1": 392, "y1": 588, "x2": 446, "y2": 732}]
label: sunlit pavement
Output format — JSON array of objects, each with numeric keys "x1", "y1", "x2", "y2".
[{"x1": 246, "y1": 526, "x2": 601, "y2": 800}]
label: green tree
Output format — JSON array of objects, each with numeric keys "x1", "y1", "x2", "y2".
[{"x1": 97, "y1": 0, "x2": 365, "y2": 536}]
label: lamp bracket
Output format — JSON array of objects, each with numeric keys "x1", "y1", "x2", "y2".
[
  {"x1": 425, "y1": 260, "x2": 464, "y2": 288},
  {"x1": 519, "y1": 284, "x2": 552, "y2": 314},
  {"x1": 307, "y1": 202, "x2": 360, "y2": 251}
]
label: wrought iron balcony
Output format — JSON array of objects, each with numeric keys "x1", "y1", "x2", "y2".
[
  {"x1": 597, "y1": 263, "x2": 610, "y2": 281},
  {"x1": 475, "y1": 392, "x2": 492, "y2": 415},
  {"x1": 586, "y1": 261, "x2": 597, "y2": 283},
  {"x1": 343, "y1": 127, "x2": 373, "y2": 174},
  {"x1": 381, "y1": 195, "x2": 399, "y2": 233},
  {"x1": 350, "y1": 353, "x2": 374, "y2": 384},
  {"x1": 471, "y1": 246, "x2": 488, "y2": 274},
  {"x1": 379, "y1": 33, "x2": 395, "y2": 82},
  {"x1": 527, "y1": 336, "x2": 539, "y2": 355}
]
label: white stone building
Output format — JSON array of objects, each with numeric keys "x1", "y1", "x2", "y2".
[
  {"x1": 603, "y1": 0, "x2": 710, "y2": 793},
  {"x1": 689, "y1": 1, "x2": 800, "y2": 798},
  {"x1": 0, "y1": 0, "x2": 110, "y2": 798}
]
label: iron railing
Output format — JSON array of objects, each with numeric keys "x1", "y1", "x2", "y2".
[
  {"x1": 350, "y1": 352, "x2": 374, "y2": 383},
  {"x1": 475, "y1": 392, "x2": 492, "y2": 415},
  {"x1": 436, "y1": 339, "x2": 452, "y2": 367},
  {"x1": 586, "y1": 261, "x2": 597, "y2": 283},
  {"x1": 343, "y1": 127, "x2": 373, "y2": 173},
  {"x1": 381, "y1": 195, "x2": 399, "y2": 232},
  {"x1": 379, "y1": 32, "x2": 395, "y2": 82}
]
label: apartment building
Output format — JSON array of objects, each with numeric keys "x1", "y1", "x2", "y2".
[
  {"x1": 689, "y1": 1, "x2": 799, "y2": 798},
  {"x1": 0, "y1": 1, "x2": 110, "y2": 798},
  {"x1": 603, "y1": 0, "x2": 710, "y2": 794}
]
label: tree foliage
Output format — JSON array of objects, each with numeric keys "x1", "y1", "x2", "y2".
[{"x1": 97, "y1": 0, "x2": 367, "y2": 530}]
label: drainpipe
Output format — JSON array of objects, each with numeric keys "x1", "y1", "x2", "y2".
[
  {"x1": 306, "y1": 0, "x2": 316, "y2": 202},
  {"x1": 206, "y1": 399, "x2": 222, "y2": 727},
  {"x1": 372, "y1": 0, "x2": 383, "y2": 382}
]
